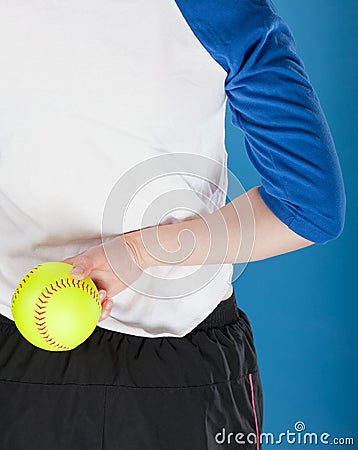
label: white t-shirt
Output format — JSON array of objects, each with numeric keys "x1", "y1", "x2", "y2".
[{"x1": 0, "y1": 0, "x2": 234, "y2": 337}]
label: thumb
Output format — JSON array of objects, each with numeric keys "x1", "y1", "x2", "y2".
[{"x1": 70, "y1": 255, "x2": 94, "y2": 280}]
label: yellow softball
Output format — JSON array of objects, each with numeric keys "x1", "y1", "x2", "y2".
[{"x1": 11, "y1": 262, "x2": 101, "y2": 351}]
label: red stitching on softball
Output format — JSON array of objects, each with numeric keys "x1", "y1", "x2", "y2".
[
  {"x1": 32, "y1": 276, "x2": 100, "y2": 351},
  {"x1": 38, "y1": 297, "x2": 48, "y2": 304},
  {"x1": 35, "y1": 316, "x2": 45, "y2": 321},
  {"x1": 11, "y1": 265, "x2": 42, "y2": 308},
  {"x1": 37, "y1": 302, "x2": 48, "y2": 309}
]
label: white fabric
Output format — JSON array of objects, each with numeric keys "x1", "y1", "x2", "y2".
[{"x1": 0, "y1": 0, "x2": 233, "y2": 337}]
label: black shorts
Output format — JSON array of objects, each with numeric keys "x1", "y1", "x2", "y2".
[{"x1": 0, "y1": 290, "x2": 263, "y2": 450}]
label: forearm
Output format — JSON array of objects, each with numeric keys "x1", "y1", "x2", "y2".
[{"x1": 128, "y1": 186, "x2": 314, "y2": 269}]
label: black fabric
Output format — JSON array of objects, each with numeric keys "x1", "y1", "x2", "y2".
[{"x1": 0, "y1": 290, "x2": 263, "y2": 450}]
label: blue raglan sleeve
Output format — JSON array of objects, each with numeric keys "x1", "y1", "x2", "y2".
[{"x1": 174, "y1": 0, "x2": 346, "y2": 244}]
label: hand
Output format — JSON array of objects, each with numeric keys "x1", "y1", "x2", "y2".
[{"x1": 63, "y1": 233, "x2": 144, "y2": 322}]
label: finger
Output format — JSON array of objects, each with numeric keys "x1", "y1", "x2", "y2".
[
  {"x1": 62, "y1": 257, "x2": 75, "y2": 265},
  {"x1": 63, "y1": 250, "x2": 86, "y2": 265},
  {"x1": 98, "y1": 289, "x2": 107, "y2": 302},
  {"x1": 98, "y1": 298, "x2": 113, "y2": 322},
  {"x1": 89, "y1": 270, "x2": 122, "y2": 299},
  {"x1": 70, "y1": 255, "x2": 94, "y2": 280}
]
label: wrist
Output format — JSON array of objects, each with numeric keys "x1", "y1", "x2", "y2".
[
  {"x1": 122, "y1": 228, "x2": 156, "y2": 270},
  {"x1": 123, "y1": 216, "x2": 210, "y2": 269}
]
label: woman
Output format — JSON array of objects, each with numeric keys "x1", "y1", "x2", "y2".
[{"x1": 0, "y1": 0, "x2": 345, "y2": 449}]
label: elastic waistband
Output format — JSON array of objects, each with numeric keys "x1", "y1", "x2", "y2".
[{"x1": 193, "y1": 290, "x2": 239, "y2": 332}]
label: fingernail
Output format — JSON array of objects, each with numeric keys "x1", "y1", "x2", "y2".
[
  {"x1": 99, "y1": 291, "x2": 106, "y2": 302},
  {"x1": 105, "y1": 301, "x2": 112, "y2": 310},
  {"x1": 71, "y1": 266, "x2": 84, "y2": 276}
]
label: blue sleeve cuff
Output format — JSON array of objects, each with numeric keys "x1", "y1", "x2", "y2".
[{"x1": 259, "y1": 186, "x2": 345, "y2": 245}]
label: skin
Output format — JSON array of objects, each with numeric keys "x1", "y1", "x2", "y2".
[{"x1": 63, "y1": 186, "x2": 314, "y2": 322}]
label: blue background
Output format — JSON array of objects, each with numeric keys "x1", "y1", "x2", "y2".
[{"x1": 225, "y1": 0, "x2": 357, "y2": 446}]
